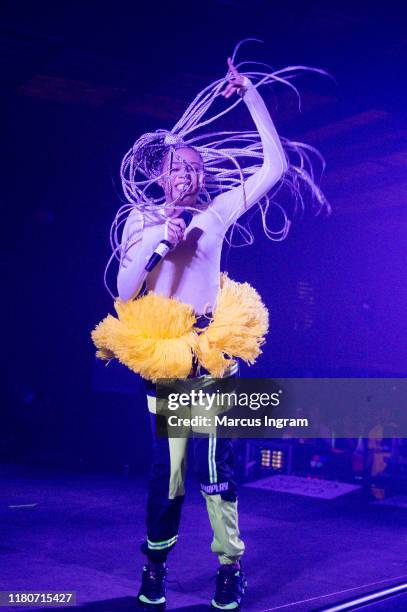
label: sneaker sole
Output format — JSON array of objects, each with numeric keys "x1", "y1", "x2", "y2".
[
  {"x1": 137, "y1": 595, "x2": 166, "y2": 611},
  {"x1": 210, "y1": 579, "x2": 247, "y2": 610}
]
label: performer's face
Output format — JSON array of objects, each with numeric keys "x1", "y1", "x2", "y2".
[{"x1": 159, "y1": 147, "x2": 204, "y2": 216}]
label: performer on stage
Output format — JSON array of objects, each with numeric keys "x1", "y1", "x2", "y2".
[{"x1": 92, "y1": 44, "x2": 328, "y2": 610}]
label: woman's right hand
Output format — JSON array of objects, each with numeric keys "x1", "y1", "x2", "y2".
[{"x1": 165, "y1": 216, "x2": 187, "y2": 246}]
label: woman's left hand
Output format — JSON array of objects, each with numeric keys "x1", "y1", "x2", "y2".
[{"x1": 221, "y1": 57, "x2": 247, "y2": 98}]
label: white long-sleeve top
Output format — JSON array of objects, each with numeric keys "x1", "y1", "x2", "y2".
[{"x1": 117, "y1": 80, "x2": 288, "y2": 314}]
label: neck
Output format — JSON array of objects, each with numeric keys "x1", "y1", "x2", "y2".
[{"x1": 164, "y1": 197, "x2": 201, "y2": 218}]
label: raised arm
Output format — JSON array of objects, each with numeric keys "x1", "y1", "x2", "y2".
[{"x1": 211, "y1": 60, "x2": 288, "y2": 229}]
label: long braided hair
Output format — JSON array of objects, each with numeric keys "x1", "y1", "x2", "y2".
[{"x1": 105, "y1": 39, "x2": 331, "y2": 296}]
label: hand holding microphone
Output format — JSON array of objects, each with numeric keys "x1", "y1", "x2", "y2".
[
  {"x1": 165, "y1": 216, "x2": 187, "y2": 246},
  {"x1": 145, "y1": 210, "x2": 193, "y2": 272}
]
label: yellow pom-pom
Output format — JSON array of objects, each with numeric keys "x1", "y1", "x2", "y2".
[
  {"x1": 91, "y1": 274, "x2": 269, "y2": 381},
  {"x1": 91, "y1": 293, "x2": 198, "y2": 381},
  {"x1": 195, "y1": 273, "x2": 269, "y2": 377}
]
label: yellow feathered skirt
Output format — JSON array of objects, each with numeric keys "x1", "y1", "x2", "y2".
[{"x1": 91, "y1": 273, "x2": 268, "y2": 382}]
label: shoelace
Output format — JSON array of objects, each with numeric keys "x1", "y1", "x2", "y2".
[
  {"x1": 142, "y1": 565, "x2": 167, "y2": 599},
  {"x1": 215, "y1": 568, "x2": 239, "y2": 602}
]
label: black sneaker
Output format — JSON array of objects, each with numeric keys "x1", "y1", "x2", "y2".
[
  {"x1": 211, "y1": 563, "x2": 247, "y2": 610},
  {"x1": 137, "y1": 561, "x2": 168, "y2": 610}
]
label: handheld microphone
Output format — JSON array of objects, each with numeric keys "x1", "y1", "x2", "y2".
[{"x1": 145, "y1": 209, "x2": 193, "y2": 272}]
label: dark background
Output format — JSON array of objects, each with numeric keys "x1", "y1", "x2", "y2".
[{"x1": 2, "y1": 0, "x2": 406, "y2": 470}]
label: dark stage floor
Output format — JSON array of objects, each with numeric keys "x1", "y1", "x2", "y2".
[{"x1": 1, "y1": 464, "x2": 407, "y2": 611}]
